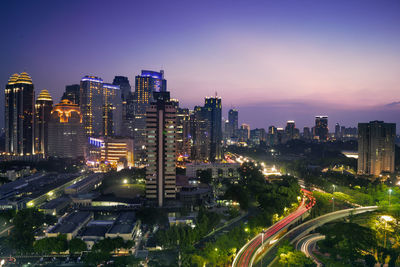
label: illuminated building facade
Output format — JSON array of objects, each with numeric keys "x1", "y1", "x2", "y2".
[
  {"x1": 358, "y1": 121, "x2": 395, "y2": 176},
  {"x1": 4, "y1": 72, "x2": 35, "y2": 155},
  {"x1": 48, "y1": 100, "x2": 85, "y2": 158},
  {"x1": 87, "y1": 137, "x2": 134, "y2": 168},
  {"x1": 80, "y1": 76, "x2": 122, "y2": 137},
  {"x1": 113, "y1": 76, "x2": 134, "y2": 138},
  {"x1": 314, "y1": 116, "x2": 329, "y2": 141},
  {"x1": 102, "y1": 83, "x2": 122, "y2": 137},
  {"x1": 133, "y1": 70, "x2": 167, "y2": 165},
  {"x1": 35, "y1": 90, "x2": 53, "y2": 156},
  {"x1": 145, "y1": 91, "x2": 176, "y2": 207},
  {"x1": 80, "y1": 76, "x2": 103, "y2": 136},
  {"x1": 191, "y1": 106, "x2": 210, "y2": 162}
]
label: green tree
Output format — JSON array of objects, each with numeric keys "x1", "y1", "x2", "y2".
[{"x1": 69, "y1": 238, "x2": 87, "y2": 254}]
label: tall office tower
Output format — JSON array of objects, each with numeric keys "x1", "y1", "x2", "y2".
[
  {"x1": 340, "y1": 126, "x2": 346, "y2": 139},
  {"x1": 191, "y1": 106, "x2": 210, "y2": 162},
  {"x1": 133, "y1": 70, "x2": 167, "y2": 165},
  {"x1": 62, "y1": 84, "x2": 80, "y2": 105},
  {"x1": 334, "y1": 123, "x2": 341, "y2": 139},
  {"x1": 112, "y1": 76, "x2": 131, "y2": 100},
  {"x1": 228, "y1": 109, "x2": 238, "y2": 138},
  {"x1": 48, "y1": 100, "x2": 85, "y2": 158},
  {"x1": 176, "y1": 107, "x2": 191, "y2": 161},
  {"x1": 113, "y1": 76, "x2": 132, "y2": 138},
  {"x1": 303, "y1": 127, "x2": 311, "y2": 140},
  {"x1": 314, "y1": 116, "x2": 329, "y2": 141},
  {"x1": 250, "y1": 128, "x2": 267, "y2": 145},
  {"x1": 34, "y1": 90, "x2": 53, "y2": 156},
  {"x1": 239, "y1": 124, "x2": 250, "y2": 142},
  {"x1": 357, "y1": 121, "x2": 396, "y2": 176},
  {"x1": 285, "y1": 120, "x2": 298, "y2": 141},
  {"x1": 267, "y1": 126, "x2": 278, "y2": 146},
  {"x1": 80, "y1": 76, "x2": 104, "y2": 136},
  {"x1": 145, "y1": 91, "x2": 176, "y2": 207},
  {"x1": 224, "y1": 120, "x2": 231, "y2": 140},
  {"x1": 102, "y1": 83, "x2": 122, "y2": 136},
  {"x1": 5, "y1": 72, "x2": 35, "y2": 155},
  {"x1": 203, "y1": 97, "x2": 222, "y2": 161}
]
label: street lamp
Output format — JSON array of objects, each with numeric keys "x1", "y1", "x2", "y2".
[{"x1": 388, "y1": 188, "x2": 393, "y2": 206}]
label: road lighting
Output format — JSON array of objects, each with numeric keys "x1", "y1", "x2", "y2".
[
  {"x1": 332, "y1": 185, "x2": 336, "y2": 212},
  {"x1": 388, "y1": 188, "x2": 393, "y2": 206}
]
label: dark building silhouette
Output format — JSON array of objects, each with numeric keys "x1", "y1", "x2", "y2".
[
  {"x1": 314, "y1": 116, "x2": 329, "y2": 141},
  {"x1": 228, "y1": 109, "x2": 238, "y2": 138},
  {"x1": 4, "y1": 72, "x2": 35, "y2": 155},
  {"x1": 113, "y1": 76, "x2": 131, "y2": 100},
  {"x1": 62, "y1": 84, "x2": 80, "y2": 105}
]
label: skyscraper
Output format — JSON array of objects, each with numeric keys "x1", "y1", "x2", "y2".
[
  {"x1": 4, "y1": 72, "x2": 35, "y2": 155},
  {"x1": 228, "y1": 109, "x2": 238, "y2": 138},
  {"x1": 357, "y1": 121, "x2": 395, "y2": 176},
  {"x1": 334, "y1": 123, "x2": 341, "y2": 140},
  {"x1": 191, "y1": 106, "x2": 210, "y2": 162},
  {"x1": 285, "y1": 120, "x2": 299, "y2": 141},
  {"x1": 80, "y1": 76, "x2": 103, "y2": 136},
  {"x1": 35, "y1": 90, "x2": 53, "y2": 156},
  {"x1": 133, "y1": 70, "x2": 167, "y2": 165},
  {"x1": 102, "y1": 83, "x2": 122, "y2": 136},
  {"x1": 314, "y1": 116, "x2": 329, "y2": 141},
  {"x1": 80, "y1": 76, "x2": 122, "y2": 137},
  {"x1": 145, "y1": 91, "x2": 176, "y2": 207},
  {"x1": 62, "y1": 84, "x2": 80, "y2": 105},
  {"x1": 203, "y1": 97, "x2": 222, "y2": 161},
  {"x1": 112, "y1": 76, "x2": 131, "y2": 100},
  {"x1": 48, "y1": 99, "x2": 85, "y2": 158}
]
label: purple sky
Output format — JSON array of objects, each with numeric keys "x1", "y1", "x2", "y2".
[{"x1": 1, "y1": 0, "x2": 400, "y2": 131}]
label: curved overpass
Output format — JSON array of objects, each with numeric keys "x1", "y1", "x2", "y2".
[
  {"x1": 233, "y1": 189, "x2": 315, "y2": 267},
  {"x1": 255, "y1": 206, "x2": 378, "y2": 267}
]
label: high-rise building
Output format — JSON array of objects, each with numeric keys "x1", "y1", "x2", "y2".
[
  {"x1": 357, "y1": 121, "x2": 395, "y2": 176},
  {"x1": 191, "y1": 106, "x2": 210, "y2": 162},
  {"x1": 176, "y1": 107, "x2": 191, "y2": 162},
  {"x1": 133, "y1": 70, "x2": 167, "y2": 165},
  {"x1": 239, "y1": 124, "x2": 250, "y2": 142},
  {"x1": 145, "y1": 91, "x2": 176, "y2": 207},
  {"x1": 228, "y1": 109, "x2": 238, "y2": 138},
  {"x1": 203, "y1": 97, "x2": 222, "y2": 161},
  {"x1": 303, "y1": 127, "x2": 311, "y2": 140},
  {"x1": 5, "y1": 72, "x2": 35, "y2": 155},
  {"x1": 48, "y1": 100, "x2": 85, "y2": 158},
  {"x1": 334, "y1": 123, "x2": 341, "y2": 139},
  {"x1": 314, "y1": 116, "x2": 329, "y2": 141},
  {"x1": 250, "y1": 128, "x2": 266, "y2": 145},
  {"x1": 112, "y1": 76, "x2": 131, "y2": 100},
  {"x1": 62, "y1": 84, "x2": 80, "y2": 105},
  {"x1": 284, "y1": 120, "x2": 299, "y2": 141},
  {"x1": 80, "y1": 76, "x2": 122, "y2": 137},
  {"x1": 113, "y1": 76, "x2": 133, "y2": 138},
  {"x1": 34, "y1": 90, "x2": 53, "y2": 156},
  {"x1": 102, "y1": 83, "x2": 122, "y2": 136},
  {"x1": 80, "y1": 76, "x2": 104, "y2": 136}
]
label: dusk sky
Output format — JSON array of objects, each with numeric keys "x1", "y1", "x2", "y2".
[{"x1": 1, "y1": 0, "x2": 400, "y2": 130}]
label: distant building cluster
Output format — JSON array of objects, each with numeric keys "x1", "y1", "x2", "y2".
[{"x1": 3, "y1": 70, "x2": 396, "y2": 211}]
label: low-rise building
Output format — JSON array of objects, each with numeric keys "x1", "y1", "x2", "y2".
[
  {"x1": 105, "y1": 212, "x2": 140, "y2": 241},
  {"x1": 47, "y1": 211, "x2": 93, "y2": 240},
  {"x1": 185, "y1": 162, "x2": 240, "y2": 179}
]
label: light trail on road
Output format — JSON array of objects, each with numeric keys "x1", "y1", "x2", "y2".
[{"x1": 233, "y1": 189, "x2": 315, "y2": 267}]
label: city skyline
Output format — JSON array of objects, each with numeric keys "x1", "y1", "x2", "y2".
[{"x1": 1, "y1": 0, "x2": 400, "y2": 130}]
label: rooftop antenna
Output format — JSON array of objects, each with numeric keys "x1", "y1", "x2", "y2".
[{"x1": 215, "y1": 91, "x2": 218, "y2": 98}]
